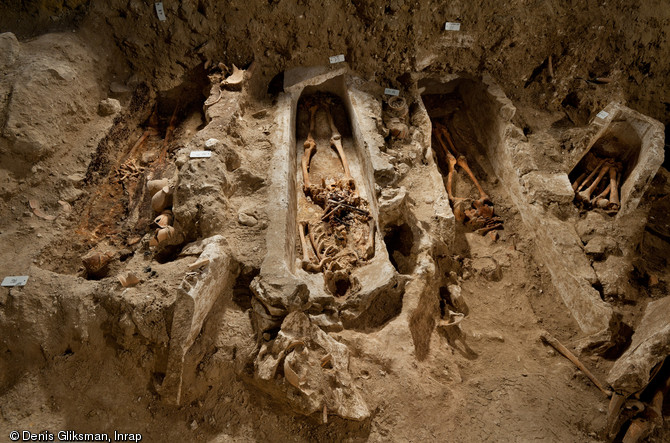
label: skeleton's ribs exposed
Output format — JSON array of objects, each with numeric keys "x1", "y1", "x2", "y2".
[
  {"x1": 301, "y1": 105, "x2": 318, "y2": 189},
  {"x1": 325, "y1": 104, "x2": 353, "y2": 180}
]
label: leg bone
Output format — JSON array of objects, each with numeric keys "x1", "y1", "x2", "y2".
[
  {"x1": 577, "y1": 158, "x2": 607, "y2": 192},
  {"x1": 438, "y1": 124, "x2": 490, "y2": 203},
  {"x1": 572, "y1": 172, "x2": 588, "y2": 192},
  {"x1": 578, "y1": 164, "x2": 610, "y2": 202},
  {"x1": 456, "y1": 155, "x2": 490, "y2": 203},
  {"x1": 608, "y1": 167, "x2": 620, "y2": 208},
  {"x1": 301, "y1": 105, "x2": 319, "y2": 190},
  {"x1": 299, "y1": 221, "x2": 314, "y2": 263},
  {"x1": 325, "y1": 105, "x2": 353, "y2": 180},
  {"x1": 433, "y1": 128, "x2": 459, "y2": 202}
]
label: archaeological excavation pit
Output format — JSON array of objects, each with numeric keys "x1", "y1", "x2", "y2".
[
  {"x1": 1, "y1": 2, "x2": 669, "y2": 442},
  {"x1": 36, "y1": 71, "x2": 210, "y2": 278}
]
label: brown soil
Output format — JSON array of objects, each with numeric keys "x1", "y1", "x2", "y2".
[{"x1": 1, "y1": 2, "x2": 669, "y2": 442}]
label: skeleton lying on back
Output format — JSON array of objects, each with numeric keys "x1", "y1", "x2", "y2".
[{"x1": 298, "y1": 95, "x2": 375, "y2": 296}]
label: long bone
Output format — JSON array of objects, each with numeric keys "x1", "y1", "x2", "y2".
[
  {"x1": 608, "y1": 167, "x2": 620, "y2": 209},
  {"x1": 434, "y1": 127, "x2": 469, "y2": 221},
  {"x1": 578, "y1": 163, "x2": 611, "y2": 202},
  {"x1": 437, "y1": 125, "x2": 490, "y2": 203},
  {"x1": 577, "y1": 158, "x2": 607, "y2": 192},
  {"x1": 572, "y1": 172, "x2": 588, "y2": 192},
  {"x1": 301, "y1": 105, "x2": 319, "y2": 189},
  {"x1": 595, "y1": 183, "x2": 611, "y2": 201},
  {"x1": 308, "y1": 223, "x2": 323, "y2": 261},
  {"x1": 325, "y1": 104, "x2": 353, "y2": 181},
  {"x1": 593, "y1": 183, "x2": 612, "y2": 209},
  {"x1": 434, "y1": 128, "x2": 458, "y2": 202},
  {"x1": 299, "y1": 221, "x2": 315, "y2": 263}
]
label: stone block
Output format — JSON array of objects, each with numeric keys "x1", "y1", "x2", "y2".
[
  {"x1": 608, "y1": 296, "x2": 670, "y2": 395},
  {"x1": 521, "y1": 171, "x2": 574, "y2": 206},
  {"x1": 160, "y1": 235, "x2": 235, "y2": 404}
]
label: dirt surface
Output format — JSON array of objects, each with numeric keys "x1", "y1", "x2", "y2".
[{"x1": 0, "y1": 1, "x2": 669, "y2": 442}]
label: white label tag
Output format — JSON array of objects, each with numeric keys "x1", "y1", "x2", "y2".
[
  {"x1": 444, "y1": 22, "x2": 461, "y2": 31},
  {"x1": 329, "y1": 54, "x2": 345, "y2": 64},
  {"x1": 596, "y1": 110, "x2": 609, "y2": 120},
  {"x1": 384, "y1": 88, "x2": 400, "y2": 96},
  {"x1": 2, "y1": 276, "x2": 28, "y2": 287},
  {"x1": 190, "y1": 151, "x2": 212, "y2": 158},
  {"x1": 155, "y1": 2, "x2": 167, "y2": 21}
]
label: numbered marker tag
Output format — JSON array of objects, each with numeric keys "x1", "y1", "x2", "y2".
[
  {"x1": 2, "y1": 276, "x2": 28, "y2": 287},
  {"x1": 329, "y1": 54, "x2": 345, "y2": 64},
  {"x1": 596, "y1": 110, "x2": 609, "y2": 120},
  {"x1": 190, "y1": 150, "x2": 212, "y2": 158},
  {"x1": 384, "y1": 88, "x2": 400, "y2": 96},
  {"x1": 444, "y1": 22, "x2": 461, "y2": 31},
  {"x1": 155, "y1": 2, "x2": 167, "y2": 21}
]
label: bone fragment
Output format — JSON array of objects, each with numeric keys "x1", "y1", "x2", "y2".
[
  {"x1": 365, "y1": 219, "x2": 375, "y2": 259},
  {"x1": 308, "y1": 223, "x2": 323, "y2": 261},
  {"x1": 28, "y1": 199, "x2": 57, "y2": 220},
  {"x1": 58, "y1": 200, "x2": 72, "y2": 213},
  {"x1": 595, "y1": 183, "x2": 611, "y2": 201},
  {"x1": 438, "y1": 311, "x2": 465, "y2": 328},
  {"x1": 221, "y1": 64, "x2": 245, "y2": 90},
  {"x1": 320, "y1": 354, "x2": 332, "y2": 368},
  {"x1": 438, "y1": 123, "x2": 490, "y2": 203},
  {"x1": 322, "y1": 404, "x2": 328, "y2": 424},
  {"x1": 540, "y1": 333, "x2": 612, "y2": 396}
]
